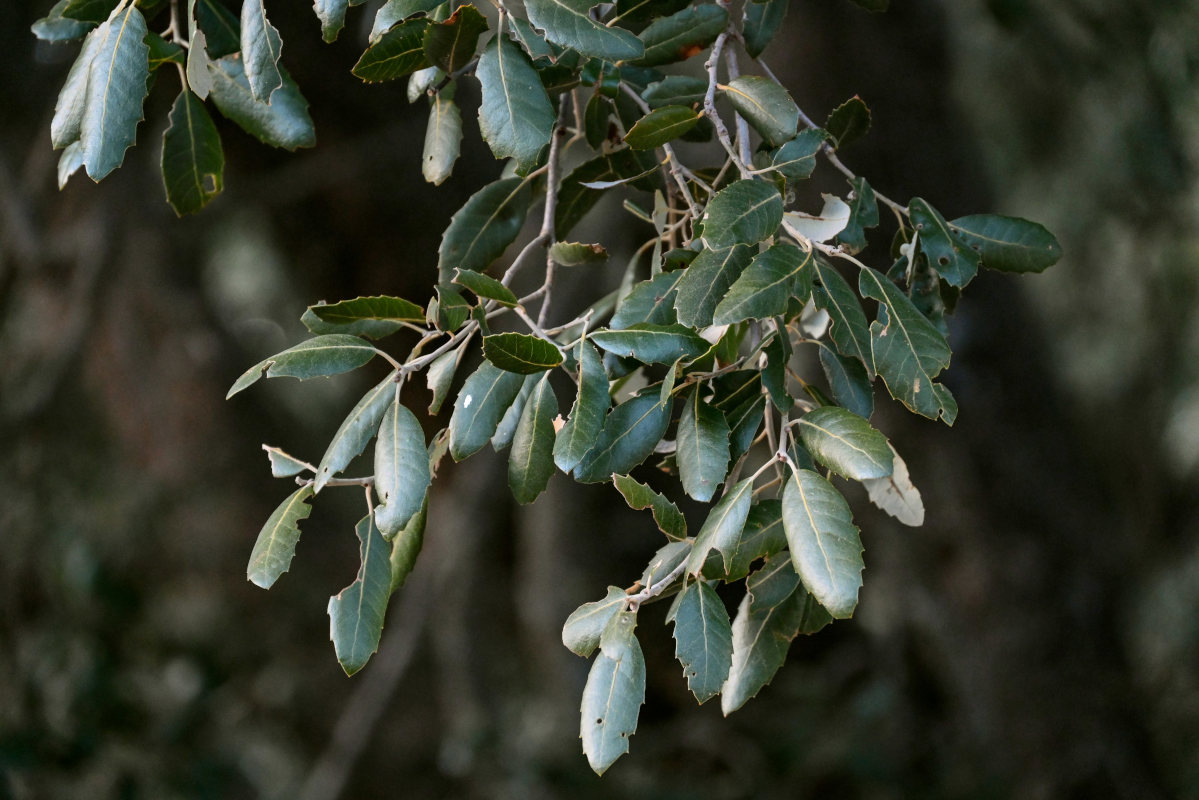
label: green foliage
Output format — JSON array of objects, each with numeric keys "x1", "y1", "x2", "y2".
[{"x1": 36, "y1": 0, "x2": 1062, "y2": 776}]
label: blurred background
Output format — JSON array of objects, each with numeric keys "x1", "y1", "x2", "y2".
[{"x1": 3, "y1": 0, "x2": 1198, "y2": 797}]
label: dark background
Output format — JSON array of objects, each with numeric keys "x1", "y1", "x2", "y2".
[{"x1": 3, "y1": 1, "x2": 1198, "y2": 798}]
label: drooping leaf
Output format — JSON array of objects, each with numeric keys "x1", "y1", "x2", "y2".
[
  {"x1": 676, "y1": 389, "x2": 730, "y2": 502},
  {"x1": 448, "y1": 361, "x2": 526, "y2": 460},
  {"x1": 426, "y1": 346, "x2": 464, "y2": 414},
  {"x1": 722, "y1": 75, "x2": 798, "y2": 148},
  {"x1": 669, "y1": 580, "x2": 733, "y2": 704},
  {"x1": 371, "y1": 0, "x2": 442, "y2": 41},
  {"x1": 482, "y1": 332, "x2": 563, "y2": 374},
  {"x1": 186, "y1": 28, "x2": 214, "y2": 100},
  {"x1": 623, "y1": 105, "x2": 700, "y2": 150},
  {"x1": 781, "y1": 467, "x2": 863, "y2": 619},
  {"x1": 612, "y1": 474, "x2": 687, "y2": 540},
  {"x1": 262, "y1": 444, "x2": 311, "y2": 478},
  {"x1": 389, "y1": 497, "x2": 426, "y2": 591},
  {"x1": 453, "y1": 268, "x2": 518, "y2": 307},
  {"x1": 610, "y1": 270, "x2": 683, "y2": 329},
  {"x1": 725, "y1": 499, "x2": 787, "y2": 580},
  {"x1": 700, "y1": 179, "x2": 783, "y2": 249},
  {"x1": 226, "y1": 335, "x2": 377, "y2": 398},
  {"x1": 685, "y1": 478, "x2": 754, "y2": 575},
  {"x1": 491, "y1": 374, "x2": 535, "y2": 451},
  {"x1": 836, "y1": 176, "x2": 879, "y2": 253},
  {"x1": 305, "y1": 296, "x2": 425, "y2": 339},
  {"x1": 421, "y1": 90, "x2": 462, "y2": 186},
  {"x1": 352, "y1": 18, "x2": 432, "y2": 82},
  {"x1": 57, "y1": 142, "x2": 84, "y2": 188},
  {"x1": 51, "y1": 24, "x2": 104, "y2": 149},
  {"x1": 314, "y1": 0, "x2": 349, "y2": 42},
  {"x1": 783, "y1": 193, "x2": 851, "y2": 244},
  {"x1": 727, "y1": 394, "x2": 765, "y2": 458},
  {"x1": 554, "y1": 340, "x2": 610, "y2": 474},
  {"x1": 590, "y1": 323, "x2": 709, "y2": 365},
  {"x1": 550, "y1": 241, "x2": 609, "y2": 266},
  {"x1": 825, "y1": 94, "x2": 870, "y2": 149},
  {"x1": 374, "y1": 398, "x2": 432, "y2": 537},
  {"x1": 524, "y1": 0, "x2": 644, "y2": 61},
  {"x1": 762, "y1": 333, "x2": 791, "y2": 411},
  {"x1": 811, "y1": 256, "x2": 870, "y2": 368},
  {"x1": 857, "y1": 266, "x2": 958, "y2": 424},
  {"x1": 327, "y1": 515, "x2": 392, "y2": 675},
  {"x1": 509, "y1": 373, "x2": 558, "y2": 504},
  {"x1": 161, "y1": 90, "x2": 225, "y2": 216},
  {"x1": 633, "y1": 3, "x2": 727, "y2": 67},
  {"x1": 240, "y1": 0, "x2": 283, "y2": 103},
  {"x1": 584, "y1": 92, "x2": 614, "y2": 149},
  {"x1": 674, "y1": 244, "x2": 754, "y2": 328},
  {"x1": 314, "y1": 374, "x2": 396, "y2": 492},
  {"x1": 642, "y1": 75, "x2": 708, "y2": 108},
  {"x1": 580, "y1": 612, "x2": 645, "y2": 775},
  {"x1": 769, "y1": 128, "x2": 825, "y2": 181},
  {"x1": 574, "y1": 389, "x2": 671, "y2": 482},
  {"x1": 797, "y1": 406, "x2": 892, "y2": 480},
  {"x1": 476, "y1": 34, "x2": 555, "y2": 172},
  {"x1": 246, "y1": 485, "x2": 314, "y2": 589},
  {"x1": 209, "y1": 56, "x2": 316, "y2": 150},
  {"x1": 437, "y1": 176, "x2": 532, "y2": 282},
  {"x1": 422, "y1": 4, "x2": 487, "y2": 73},
  {"x1": 948, "y1": 214, "x2": 1063, "y2": 274},
  {"x1": 80, "y1": 5, "x2": 150, "y2": 181},
  {"x1": 712, "y1": 243, "x2": 811, "y2": 324},
  {"x1": 909, "y1": 198, "x2": 981, "y2": 288},
  {"x1": 743, "y1": 0, "x2": 787, "y2": 57},
  {"x1": 33, "y1": 0, "x2": 93, "y2": 42},
  {"x1": 817, "y1": 343, "x2": 874, "y2": 419},
  {"x1": 862, "y1": 444, "x2": 924, "y2": 526},
  {"x1": 563, "y1": 586, "x2": 627, "y2": 658}
]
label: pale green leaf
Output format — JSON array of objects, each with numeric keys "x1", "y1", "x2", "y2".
[
  {"x1": 304, "y1": 295, "x2": 425, "y2": 339},
  {"x1": 580, "y1": 612, "x2": 645, "y2": 775},
  {"x1": 314, "y1": 0, "x2": 349, "y2": 42},
  {"x1": 685, "y1": 478, "x2": 754, "y2": 575},
  {"x1": 247, "y1": 485, "x2": 314, "y2": 589},
  {"x1": 80, "y1": 5, "x2": 150, "y2": 180},
  {"x1": 612, "y1": 473, "x2": 687, "y2": 540},
  {"x1": 781, "y1": 467, "x2": 862, "y2": 618},
  {"x1": 240, "y1": 0, "x2": 283, "y2": 102},
  {"x1": 549, "y1": 241, "x2": 609, "y2": 266},
  {"x1": 426, "y1": 346, "x2": 464, "y2": 414},
  {"x1": 508, "y1": 373, "x2": 558, "y2": 504},
  {"x1": 670, "y1": 580, "x2": 733, "y2": 704},
  {"x1": 389, "y1": 497, "x2": 426, "y2": 591},
  {"x1": 209, "y1": 55, "x2": 316, "y2": 150},
  {"x1": 33, "y1": 0, "x2": 93, "y2": 43},
  {"x1": 57, "y1": 141, "x2": 84, "y2": 189},
  {"x1": 226, "y1": 335, "x2": 377, "y2": 398},
  {"x1": 492, "y1": 374, "x2": 535, "y2": 451},
  {"x1": 453, "y1": 268, "x2": 518, "y2": 307},
  {"x1": 862, "y1": 444, "x2": 924, "y2": 526},
  {"x1": 161, "y1": 90, "x2": 225, "y2": 216},
  {"x1": 477, "y1": 34, "x2": 554, "y2": 171},
  {"x1": 676, "y1": 389, "x2": 729, "y2": 503},
  {"x1": 262, "y1": 444, "x2": 311, "y2": 478},
  {"x1": 448, "y1": 361, "x2": 526, "y2": 460},
  {"x1": 783, "y1": 193, "x2": 851, "y2": 244},
  {"x1": 328, "y1": 515, "x2": 392, "y2": 675},
  {"x1": 51, "y1": 24, "x2": 105, "y2": 148},
  {"x1": 524, "y1": 0, "x2": 643, "y2": 60},
  {"x1": 554, "y1": 340, "x2": 610, "y2": 473},
  {"x1": 563, "y1": 586, "x2": 627, "y2": 657},
  {"x1": 374, "y1": 398, "x2": 431, "y2": 537},
  {"x1": 422, "y1": 91, "x2": 462, "y2": 186},
  {"x1": 797, "y1": 406, "x2": 892, "y2": 480}
]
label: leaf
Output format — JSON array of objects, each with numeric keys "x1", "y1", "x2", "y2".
[
  {"x1": 448, "y1": 361, "x2": 526, "y2": 460},
  {"x1": 862, "y1": 444, "x2": 924, "y2": 526},
  {"x1": 612, "y1": 474, "x2": 686, "y2": 540},
  {"x1": 51, "y1": 25, "x2": 104, "y2": 149},
  {"x1": 783, "y1": 193, "x2": 851, "y2": 244},
  {"x1": 61, "y1": 0, "x2": 119, "y2": 25},
  {"x1": 563, "y1": 586, "x2": 627, "y2": 658},
  {"x1": 314, "y1": 0, "x2": 349, "y2": 42},
  {"x1": 372, "y1": 0, "x2": 442, "y2": 41},
  {"x1": 159, "y1": 90, "x2": 225, "y2": 216},
  {"x1": 146, "y1": 33, "x2": 186, "y2": 70},
  {"x1": 590, "y1": 323, "x2": 709, "y2": 365},
  {"x1": 305, "y1": 296, "x2": 425, "y2": 339},
  {"x1": 580, "y1": 612, "x2": 645, "y2": 775},
  {"x1": 769, "y1": 128, "x2": 825, "y2": 181},
  {"x1": 623, "y1": 105, "x2": 700, "y2": 150},
  {"x1": 811, "y1": 257, "x2": 870, "y2": 368},
  {"x1": 327, "y1": 515, "x2": 392, "y2": 675},
  {"x1": 725, "y1": 500, "x2": 787, "y2": 580},
  {"x1": 727, "y1": 393, "x2": 765, "y2": 458},
  {"x1": 209, "y1": 56, "x2": 316, "y2": 150},
  {"x1": 743, "y1": 0, "x2": 787, "y2": 57},
  {"x1": 554, "y1": 340, "x2": 610, "y2": 473},
  {"x1": 674, "y1": 244, "x2": 754, "y2": 328},
  {"x1": 797, "y1": 406, "x2": 892, "y2": 480},
  {"x1": 422, "y1": 4, "x2": 487, "y2": 73},
  {"x1": 670, "y1": 580, "x2": 733, "y2": 704},
  {"x1": 825, "y1": 95, "x2": 870, "y2": 149},
  {"x1": 524, "y1": 0, "x2": 643, "y2": 61},
  {"x1": 817, "y1": 343, "x2": 874, "y2": 419},
  {"x1": 195, "y1": 0, "x2": 241, "y2": 58},
  {"x1": 948, "y1": 214, "x2": 1063, "y2": 274},
  {"x1": 240, "y1": 0, "x2": 283, "y2": 103},
  {"x1": 81, "y1": 5, "x2": 150, "y2": 181},
  {"x1": 450, "y1": 268, "x2": 516, "y2": 307},
  {"x1": 857, "y1": 267, "x2": 958, "y2": 424},
  {"x1": 633, "y1": 4, "x2": 727, "y2": 67},
  {"x1": 476, "y1": 35, "x2": 555, "y2": 172},
  {"x1": 836, "y1": 176, "x2": 878, "y2": 254},
  {"x1": 712, "y1": 243, "x2": 811, "y2": 325},
  {"x1": 574, "y1": 389, "x2": 672, "y2": 482},
  {"x1": 437, "y1": 176, "x2": 532, "y2": 282},
  {"x1": 676, "y1": 389, "x2": 729, "y2": 503},
  {"x1": 33, "y1": 0, "x2": 94, "y2": 43},
  {"x1": 226, "y1": 335, "x2": 377, "y2": 398},
  {"x1": 389, "y1": 498, "x2": 426, "y2": 591},
  {"x1": 422, "y1": 88, "x2": 462, "y2": 186},
  {"x1": 555, "y1": 150, "x2": 658, "y2": 238},
  {"x1": 550, "y1": 241, "x2": 609, "y2": 266},
  {"x1": 642, "y1": 75, "x2": 708, "y2": 108},
  {"x1": 721, "y1": 76, "x2": 798, "y2": 148},
  {"x1": 426, "y1": 347, "x2": 463, "y2": 414},
  {"x1": 701, "y1": 179, "x2": 783, "y2": 249},
  {"x1": 433, "y1": 284, "x2": 471, "y2": 332},
  {"x1": 908, "y1": 198, "x2": 981, "y2": 288},
  {"x1": 262, "y1": 444, "x2": 310, "y2": 478},
  {"x1": 246, "y1": 485, "x2": 314, "y2": 589},
  {"x1": 353, "y1": 18, "x2": 432, "y2": 82},
  {"x1": 781, "y1": 467, "x2": 863, "y2": 618},
  {"x1": 509, "y1": 373, "x2": 558, "y2": 504},
  {"x1": 509, "y1": 15, "x2": 557, "y2": 60},
  {"x1": 482, "y1": 332, "x2": 563, "y2": 374},
  {"x1": 57, "y1": 142, "x2": 84, "y2": 189},
  {"x1": 492, "y1": 375, "x2": 535, "y2": 451},
  {"x1": 186, "y1": 27, "x2": 214, "y2": 100},
  {"x1": 374, "y1": 398, "x2": 432, "y2": 537},
  {"x1": 685, "y1": 478, "x2": 754, "y2": 575},
  {"x1": 762, "y1": 334, "x2": 791, "y2": 411},
  {"x1": 610, "y1": 271, "x2": 683, "y2": 329}
]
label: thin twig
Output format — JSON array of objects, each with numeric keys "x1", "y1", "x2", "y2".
[
  {"x1": 703, "y1": 32, "x2": 748, "y2": 177},
  {"x1": 538, "y1": 99, "x2": 572, "y2": 327},
  {"x1": 626, "y1": 559, "x2": 688, "y2": 611}
]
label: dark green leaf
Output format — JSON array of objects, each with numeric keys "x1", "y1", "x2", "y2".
[
  {"x1": 769, "y1": 128, "x2": 825, "y2": 181},
  {"x1": 240, "y1": 0, "x2": 283, "y2": 102},
  {"x1": 590, "y1": 323, "x2": 709, "y2": 365},
  {"x1": 453, "y1": 268, "x2": 519, "y2": 307},
  {"x1": 372, "y1": 0, "x2": 443, "y2": 41},
  {"x1": 161, "y1": 90, "x2": 224, "y2": 216},
  {"x1": 642, "y1": 75, "x2": 708, "y2": 108},
  {"x1": 313, "y1": 374, "x2": 396, "y2": 492},
  {"x1": 33, "y1": 0, "x2": 94, "y2": 42},
  {"x1": 670, "y1": 580, "x2": 733, "y2": 703},
  {"x1": 584, "y1": 93, "x2": 615, "y2": 150},
  {"x1": 247, "y1": 485, "x2": 314, "y2": 589},
  {"x1": 554, "y1": 340, "x2": 610, "y2": 473},
  {"x1": 422, "y1": 87, "x2": 462, "y2": 186},
  {"x1": 146, "y1": 33, "x2": 186, "y2": 70},
  {"x1": 909, "y1": 198, "x2": 980, "y2": 287},
  {"x1": 674, "y1": 244, "x2": 754, "y2": 328},
  {"x1": 328, "y1": 515, "x2": 392, "y2": 675},
  {"x1": 726, "y1": 394, "x2": 765, "y2": 458},
  {"x1": 482, "y1": 332, "x2": 563, "y2": 374},
  {"x1": 725, "y1": 499, "x2": 787, "y2": 580},
  {"x1": 306, "y1": 295, "x2": 425, "y2": 339},
  {"x1": 563, "y1": 586, "x2": 627, "y2": 657},
  {"x1": 477, "y1": 34, "x2": 555, "y2": 171},
  {"x1": 195, "y1": 0, "x2": 240, "y2": 57},
  {"x1": 713, "y1": 243, "x2": 811, "y2": 324},
  {"x1": 574, "y1": 389, "x2": 671, "y2": 482},
  {"x1": 525, "y1": 0, "x2": 644, "y2": 60},
  {"x1": 550, "y1": 241, "x2": 609, "y2": 266},
  {"x1": 437, "y1": 176, "x2": 532, "y2": 282},
  {"x1": 948, "y1": 214, "x2": 1063, "y2": 274},
  {"x1": 509, "y1": 374, "x2": 558, "y2": 504},
  {"x1": 555, "y1": 150, "x2": 658, "y2": 238},
  {"x1": 448, "y1": 361, "x2": 527, "y2": 459},
  {"x1": 781, "y1": 467, "x2": 862, "y2": 618},
  {"x1": 422, "y1": 4, "x2": 487, "y2": 73},
  {"x1": 226, "y1": 335, "x2": 376, "y2": 398},
  {"x1": 612, "y1": 474, "x2": 687, "y2": 540},
  {"x1": 580, "y1": 612, "x2": 645, "y2": 775},
  {"x1": 262, "y1": 444, "x2": 310, "y2": 478},
  {"x1": 209, "y1": 56, "x2": 316, "y2": 150},
  {"x1": 818, "y1": 343, "x2": 874, "y2": 419},
  {"x1": 797, "y1": 406, "x2": 892, "y2": 480},
  {"x1": 374, "y1": 398, "x2": 432, "y2": 537},
  {"x1": 834, "y1": 177, "x2": 878, "y2": 254},
  {"x1": 762, "y1": 333, "x2": 791, "y2": 411},
  {"x1": 611, "y1": 0, "x2": 691, "y2": 29},
  {"x1": 433, "y1": 284, "x2": 471, "y2": 332},
  {"x1": 743, "y1": 0, "x2": 787, "y2": 57},
  {"x1": 812, "y1": 257, "x2": 871, "y2": 368},
  {"x1": 353, "y1": 18, "x2": 432, "y2": 82},
  {"x1": 825, "y1": 94, "x2": 870, "y2": 149},
  {"x1": 686, "y1": 478, "x2": 753, "y2": 574},
  {"x1": 722, "y1": 75, "x2": 798, "y2": 148},
  {"x1": 700, "y1": 179, "x2": 783, "y2": 249},
  {"x1": 509, "y1": 16, "x2": 557, "y2": 59},
  {"x1": 314, "y1": 0, "x2": 349, "y2": 42},
  {"x1": 623, "y1": 105, "x2": 700, "y2": 150},
  {"x1": 633, "y1": 4, "x2": 727, "y2": 67},
  {"x1": 389, "y1": 498, "x2": 426, "y2": 591},
  {"x1": 81, "y1": 5, "x2": 150, "y2": 181},
  {"x1": 676, "y1": 389, "x2": 729, "y2": 502},
  {"x1": 610, "y1": 271, "x2": 682, "y2": 329},
  {"x1": 61, "y1": 0, "x2": 118, "y2": 24}
]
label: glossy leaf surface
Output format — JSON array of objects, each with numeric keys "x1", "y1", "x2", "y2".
[
  {"x1": 328, "y1": 515, "x2": 392, "y2": 675},
  {"x1": 781, "y1": 467, "x2": 863, "y2": 619},
  {"x1": 247, "y1": 485, "x2": 314, "y2": 589}
]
